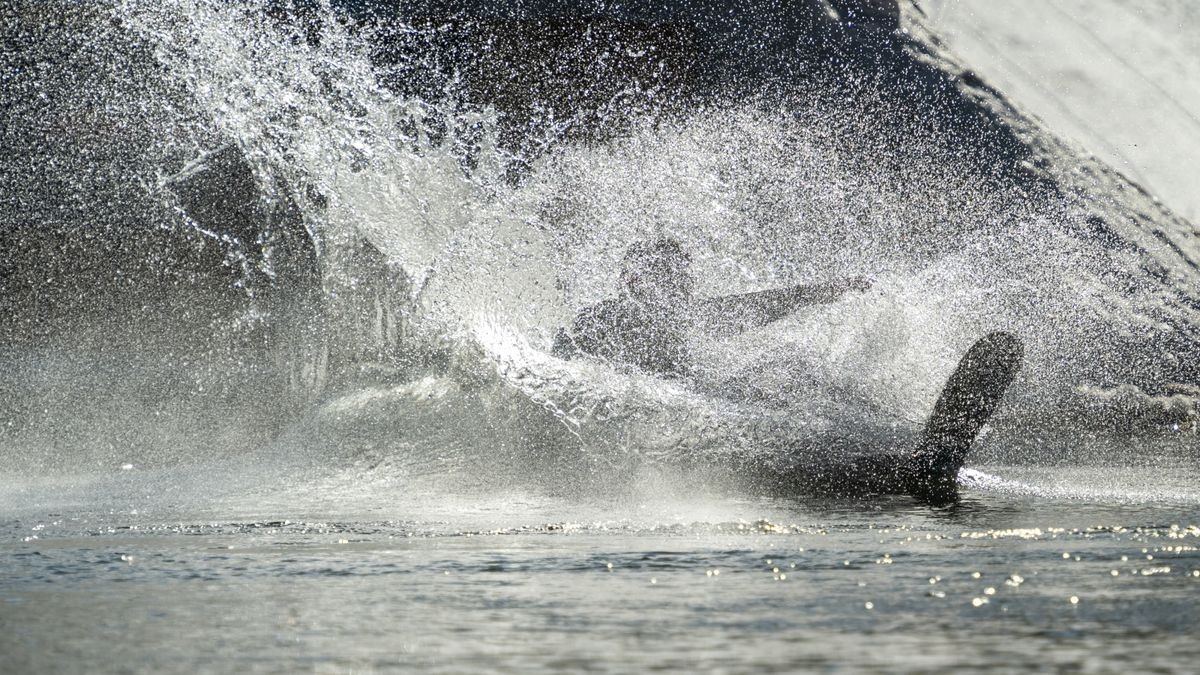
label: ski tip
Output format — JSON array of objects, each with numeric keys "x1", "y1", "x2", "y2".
[{"x1": 907, "y1": 331, "x2": 1024, "y2": 504}]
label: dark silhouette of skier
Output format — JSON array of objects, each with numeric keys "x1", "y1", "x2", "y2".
[{"x1": 553, "y1": 238, "x2": 872, "y2": 377}]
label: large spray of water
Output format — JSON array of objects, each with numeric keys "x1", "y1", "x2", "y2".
[{"x1": 2, "y1": 0, "x2": 1197, "y2": 497}]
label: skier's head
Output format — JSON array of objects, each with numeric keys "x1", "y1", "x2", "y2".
[{"x1": 619, "y1": 237, "x2": 694, "y2": 307}]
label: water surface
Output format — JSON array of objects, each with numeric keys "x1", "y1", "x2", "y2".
[{"x1": 4, "y1": 450, "x2": 1199, "y2": 673}]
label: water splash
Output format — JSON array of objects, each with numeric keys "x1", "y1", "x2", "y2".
[{"x1": 3, "y1": 0, "x2": 1197, "y2": 489}]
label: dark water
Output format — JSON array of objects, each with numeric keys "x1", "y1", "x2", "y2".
[{"x1": 4, "y1": 450, "x2": 1200, "y2": 673}]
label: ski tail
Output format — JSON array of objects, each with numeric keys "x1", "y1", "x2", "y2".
[{"x1": 906, "y1": 331, "x2": 1024, "y2": 504}]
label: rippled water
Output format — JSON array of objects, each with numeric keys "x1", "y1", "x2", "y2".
[{"x1": 4, "y1": 443, "x2": 1199, "y2": 673}]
